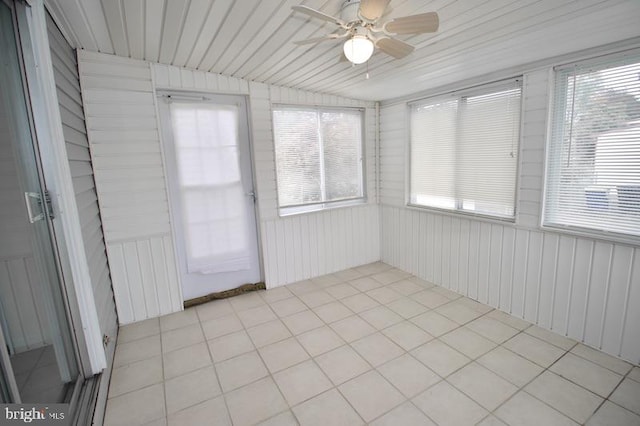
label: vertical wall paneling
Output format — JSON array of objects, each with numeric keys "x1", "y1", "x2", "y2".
[
  {"x1": 379, "y1": 66, "x2": 640, "y2": 363},
  {"x1": 77, "y1": 51, "x2": 182, "y2": 324},
  {"x1": 47, "y1": 15, "x2": 118, "y2": 345}
]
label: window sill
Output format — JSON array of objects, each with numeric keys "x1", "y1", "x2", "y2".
[
  {"x1": 540, "y1": 222, "x2": 640, "y2": 247},
  {"x1": 405, "y1": 203, "x2": 516, "y2": 225},
  {"x1": 279, "y1": 198, "x2": 367, "y2": 217}
]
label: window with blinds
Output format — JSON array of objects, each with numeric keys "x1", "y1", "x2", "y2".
[
  {"x1": 409, "y1": 79, "x2": 522, "y2": 219},
  {"x1": 544, "y1": 53, "x2": 640, "y2": 239},
  {"x1": 272, "y1": 106, "x2": 364, "y2": 214}
]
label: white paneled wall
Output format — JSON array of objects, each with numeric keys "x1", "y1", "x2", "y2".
[
  {"x1": 78, "y1": 51, "x2": 182, "y2": 324},
  {"x1": 152, "y1": 63, "x2": 380, "y2": 288},
  {"x1": 379, "y1": 69, "x2": 640, "y2": 364}
]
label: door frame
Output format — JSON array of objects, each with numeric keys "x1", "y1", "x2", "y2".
[
  {"x1": 10, "y1": 0, "x2": 106, "y2": 376},
  {"x1": 155, "y1": 90, "x2": 265, "y2": 300}
]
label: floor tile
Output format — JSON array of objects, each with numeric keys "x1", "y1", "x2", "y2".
[
  {"x1": 333, "y1": 268, "x2": 365, "y2": 282},
  {"x1": 550, "y1": 352, "x2": 623, "y2": 397},
  {"x1": 610, "y1": 377, "x2": 640, "y2": 415},
  {"x1": 164, "y1": 366, "x2": 221, "y2": 414},
  {"x1": 351, "y1": 332, "x2": 405, "y2": 367},
  {"x1": 349, "y1": 276, "x2": 383, "y2": 292},
  {"x1": 359, "y1": 305, "x2": 404, "y2": 330},
  {"x1": 525, "y1": 325, "x2": 578, "y2": 351},
  {"x1": 378, "y1": 353, "x2": 440, "y2": 398},
  {"x1": 167, "y1": 395, "x2": 231, "y2": 426},
  {"x1": 338, "y1": 370, "x2": 405, "y2": 422},
  {"x1": 386, "y1": 297, "x2": 430, "y2": 319},
  {"x1": 571, "y1": 343, "x2": 633, "y2": 375},
  {"x1": 256, "y1": 410, "x2": 299, "y2": 426},
  {"x1": 215, "y1": 351, "x2": 268, "y2": 392},
  {"x1": 195, "y1": 299, "x2": 234, "y2": 322},
  {"x1": 273, "y1": 360, "x2": 332, "y2": 406},
  {"x1": 208, "y1": 330, "x2": 254, "y2": 363},
  {"x1": 299, "y1": 290, "x2": 336, "y2": 308},
  {"x1": 448, "y1": 362, "x2": 518, "y2": 411},
  {"x1": 411, "y1": 340, "x2": 471, "y2": 377},
  {"x1": 201, "y1": 314, "x2": 243, "y2": 340},
  {"x1": 382, "y1": 321, "x2": 433, "y2": 351},
  {"x1": 104, "y1": 383, "x2": 165, "y2": 426},
  {"x1": 286, "y1": 280, "x2": 318, "y2": 296},
  {"x1": 354, "y1": 262, "x2": 392, "y2": 276},
  {"x1": 440, "y1": 327, "x2": 496, "y2": 359},
  {"x1": 260, "y1": 286, "x2": 294, "y2": 304},
  {"x1": 477, "y1": 346, "x2": 544, "y2": 387},
  {"x1": 310, "y1": 274, "x2": 342, "y2": 287},
  {"x1": 435, "y1": 301, "x2": 484, "y2": 324},
  {"x1": 503, "y1": 332, "x2": 566, "y2": 367},
  {"x1": 410, "y1": 311, "x2": 460, "y2": 337},
  {"x1": 225, "y1": 377, "x2": 288, "y2": 426},
  {"x1": 292, "y1": 389, "x2": 364, "y2": 426},
  {"x1": 109, "y1": 356, "x2": 163, "y2": 398},
  {"x1": 270, "y1": 297, "x2": 307, "y2": 318},
  {"x1": 628, "y1": 366, "x2": 640, "y2": 382},
  {"x1": 485, "y1": 310, "x2": 531, "y2": 330},
  {"x1": 161, "y1": 323, "x2": 205, "y2": 354},
  {"x1": 476, "y1": 415, "x2": 509, "y2": 426},
  {"x1": 313, "y1": 301, "x2": 353, "y2": 323},
  {"x1": 525, "y1": 371, "x2": 603, "y2": 423},
  {"x1": 163, "y1": 342, "x2": 212, "y2": 380},
  {"x1": 341, "y1": 293, "x2": 379, "y2": 313},
  {"x1": 495, "y1": 391, "x2": 578, "y2": 426},
  {"x1": 259, "y1": 337, "x2": 310, "y2": 373},
  {"x1": 408, "y1": 276, "x2": 436, "y2": 289},
  {"x1": 228, "y1": 292, "x2": 265, "y2": 312},
  {"x1": 247, "y1": 319, "x2": 292, "y2": 348},
  {"x1": 330, "y1": 315, "x2": 376, "y2": 343},
  {"x1": 412, "y1": 380, "x2": 488, "y2": 426},
  {"x1": 315, "y1": 345, "x2": 371, "y2": 385},
  {"x1": 325, "y1": 283, "x2": 360, "y2": 299},
  {"x1": 412, "y1": 289, "x2": 452, "y2": 309},
  {"x1": 465, "y1": 316, "x2": 519, "y2": 344},
  {"x1": 369, "y1": 401, "x2": 436, "y2": 426},
  {"x1": 118, "y1": 318, "x2": 160, "y2": 344},
  {"x1": 431, "y1": 286, "x2": 462, "y2": 301},
  {"x1": 296, "y1": 326, "x2": 344, "y2": 356},
  {"x1": 387, "y1": 279, "x2": 424, "y2": 296},
  {"x1": 366, "y1": 287, "x2": 403, "y2": 304},
  {"x1": 282, "y1": 310, "x2": 324, "y2": 335},
  {"x1": 454, "y1": 297, "x2": 492, "y2": 313},
  {"x1": 236, "y1": 304, "x2": 277, "y2": 328},
  {"x1": 586, "y1": 401, "x2": 640, "y2": 426},
  {"x1": 114, "y1": 335, "x2": 161, "y2": 368},
  {"x1": 370, "y1": 269, "x2": 410, "y2": 285},
  {"x1": 159, "y1": 309, "x2": 199, "y2": 333}
]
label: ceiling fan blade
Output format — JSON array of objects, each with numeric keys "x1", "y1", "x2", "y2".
[
  {"x1": 384, "y1": 12, "x2": 439, "y2": 34},
  {"x1": 359, "y1": 0, "x2": 391, "y2": 21},
  {"x1": 292, "y1": 5, "x2": 345, "y2": 26},
  {"x1": 376, "y1": 37, "x2": 414, "y2": 59}
]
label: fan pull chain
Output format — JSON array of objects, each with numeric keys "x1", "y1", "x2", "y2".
[{"x1": 366, "y1": 61, "x2": 370, "y2": 79}]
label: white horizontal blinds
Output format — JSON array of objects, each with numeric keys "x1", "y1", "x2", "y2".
[
  {"x1": 545, "y1": 54, "x2": 640, "y2": 237},
  {"x1": 458, "y1": 87, "x2": 521, "y2": 217},
  {"x1": 410, "y1": 80, "x2": 521, "y2": 218},
  {"x1": 273, "y1": 106, "x2": 364, "y2": 209},
  {"x1": 273, "y1": 109, "x2": 321, "y2": 206},
  {"x1": 169, "y1": 102, "x2": 251, "y2": 273},
  {"x1": 321, "y1": 110, "x2": 363, "y2": 201},
  {"x1": 410, "y1": 99, "x2": 457, "y2": 209}
]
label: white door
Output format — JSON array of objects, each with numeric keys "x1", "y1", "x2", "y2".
[{"x1": 158, "y1": 93, "x2": 261, "y2": 300}]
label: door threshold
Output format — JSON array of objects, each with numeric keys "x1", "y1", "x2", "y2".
[{"x1": 184, "y1": 282, "x2": 266, "y2": 308}]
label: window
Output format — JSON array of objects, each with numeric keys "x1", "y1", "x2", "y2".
[
  {"x1": 409, "y1": 79, "x2": 522, "y2": 219},
  {"x1": 544, "y1": 53, "x2": 640, "y2": 239},
  {"x1": 272, "y1": 106, "x2": 365, "y2": 214}
]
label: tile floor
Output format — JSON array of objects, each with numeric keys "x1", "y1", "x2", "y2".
[
  {"x1": 104, "y1": 262, "x2": 640, "y2": 426},
  {"x1": 11, "y1": 345, "x2": 68, "y2": 402}
]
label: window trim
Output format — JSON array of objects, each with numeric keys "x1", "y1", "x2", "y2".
[
  {"x1": 272, "y1": 104, "x2": 367, "y2": 216},
  {"x1": 541, "y1": 49, "x2": 640, "y2": 245},
  {"x1": 406, "y1": 77, "x2": 523, "y2": 222}
]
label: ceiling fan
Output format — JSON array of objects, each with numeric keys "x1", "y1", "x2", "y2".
[{"x1": 292, "y1": 0, "x2": 439, "y2": 65}]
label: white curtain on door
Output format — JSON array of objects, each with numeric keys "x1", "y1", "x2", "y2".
[{"x1": 169, "y1": 102, "x2": 251, "y2": 274}]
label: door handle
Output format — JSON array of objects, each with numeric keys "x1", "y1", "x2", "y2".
[
  {"x1": 24, "y1": 192, "x2": 44, "y2": 223},
  {"x1": 245, "y1": 191, "x2": 256, "y2": 202}
]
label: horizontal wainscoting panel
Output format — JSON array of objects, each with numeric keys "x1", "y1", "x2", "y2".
[
  {"x1": 0, "y1": 257, "x2": 50, "y2": 352},
  {"x1": 262, "y1": 204, "x2": 380, "y2": 287},
  {"x1": 381, "y1": 205, "x2": 640, "y2": 364},
  {"x1": 107, "y1": 234, "x2": 182, "y2": 325}
]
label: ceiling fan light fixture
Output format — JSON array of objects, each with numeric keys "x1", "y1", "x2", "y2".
[{"x1": 343, "y1": 35, "x2": 374, "y2": 64}]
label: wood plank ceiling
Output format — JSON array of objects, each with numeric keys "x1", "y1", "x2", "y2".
[{"x1": 45, "y1": 0, "x2": 640, "y2": 101}]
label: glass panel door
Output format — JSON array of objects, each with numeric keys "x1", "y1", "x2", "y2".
[{"x1": 0, "y1": 0, "x2": 81, "y2": 404}]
